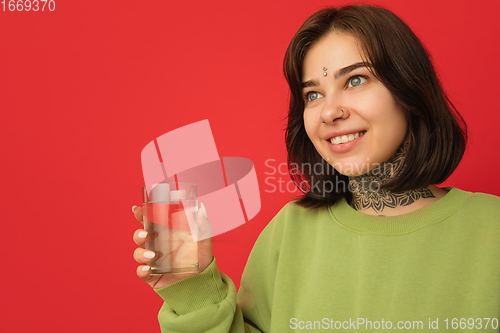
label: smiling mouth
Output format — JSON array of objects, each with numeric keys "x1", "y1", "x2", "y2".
[{"x1": 329, "y1": 131, "x2": 366, "y2": 145}]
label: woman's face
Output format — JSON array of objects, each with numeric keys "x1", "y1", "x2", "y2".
[{"x1": 302, "y1": 31, "x2": 408, "y2": 176}]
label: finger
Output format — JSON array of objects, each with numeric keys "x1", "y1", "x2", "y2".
[
  {"x1": 132, "y1": 205, "x2": 144, "y2": 224},
  {"x1": 195, "y1": 203, "x2": 213, "y2": 273},
  {"x1": 136, "y1": 265, "x2": 153, "y2": 281},
  {"x1": 133, "y1": 247, "x2": 156, "y2": 264},
  {"x1": 196, "y1": 202, "x2": 212, "y2": 242},
  {"x1": 133, "y1": 229, "x2": 148, "y2": 247}
]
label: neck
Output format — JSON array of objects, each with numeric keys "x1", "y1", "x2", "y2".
[{"x1": 347, "y1": 142, "x2": 435, "y2": 216}]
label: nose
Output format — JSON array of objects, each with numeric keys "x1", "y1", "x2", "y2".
[{"x1": 319, "y1": 94, "x2": 344, "y2": 124}]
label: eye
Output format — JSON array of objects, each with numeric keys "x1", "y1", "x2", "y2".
[
  {"x1": 347, "y1": 75, "x2": 367, "y2": 88},
  {"x1": 305, "y1": 91, "x2": 324, "y2": 102}
]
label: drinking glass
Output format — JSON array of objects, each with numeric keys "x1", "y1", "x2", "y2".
[{"x1": 142, "y1": 182, "x2": 198, "y2": 274}]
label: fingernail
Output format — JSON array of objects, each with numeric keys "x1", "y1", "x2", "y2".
[
  {"x1": 201, "y1": 202, "x2": 208, "y2": 219},
  {"x1": 141, "y1": 266, "x2": 150, "y2": 272},
  {"x1": 132, "y1": 205, "x2": 137, "y2": 213},
  {"x1": 138, "y1": 231, "x2": 147, "y2": 239},
  {"x1": 143, "y1": 251, "x2": 155, "y2": 259}
]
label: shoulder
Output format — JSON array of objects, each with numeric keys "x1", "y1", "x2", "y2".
[
  {"x1": 273, "y1": 200, "x2": 313, "y2": 219},
  {"x1": 267, "y1": 200, "x2": 325, "y2": 228},
  {"x1": 450, "y1": 190, "x2": 500, "y2": 251},
  {"x1": 261, "y1": 201, "x2": 302, "y2": 234},
  {"x1": 256, "y1": 201, "x2": 324, "y2": 246},
  {"x1": 461, "y1": 190, "x2": 500, "y2": 214},
  {"x1": 451, "y1": 189, "x2": 500, "y2": 229},
  {"x1": 468, "y1": 190, "x2": 500, "y2": 203}
]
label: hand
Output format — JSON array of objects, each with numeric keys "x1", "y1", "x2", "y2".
[{"x1": 132, "y1": 203, "x2": 213, "y2": 289}]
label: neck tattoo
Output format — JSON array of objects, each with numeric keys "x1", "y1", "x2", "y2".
[{"x1": 348, "y1": 143, "x2": 435, "y2": 214}]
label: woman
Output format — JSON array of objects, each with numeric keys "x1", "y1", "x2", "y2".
[{"x1": 132, "y1": 4, "x2": 500, "y2": 332}]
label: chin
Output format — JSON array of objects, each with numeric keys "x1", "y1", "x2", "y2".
[
  {"x1": 327, "y1": 159, "x2": 372, "y2": 177},
  {"x1": 339, "y1": 171, "x2": 366, "y2": 177}
]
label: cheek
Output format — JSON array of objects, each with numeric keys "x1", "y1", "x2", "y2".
[
  {"x1": 393, "y1": 109, "x2": 408, "y2": 138},
  {"x1": 383, "y1": 114, "x2": 408, "y2": 155},
  {"x1": 376, "y1": 94, "x2": 407, "y2": 137},
  {"x1": 303, "y1": 109, "x2": 316, "y2": 141}
]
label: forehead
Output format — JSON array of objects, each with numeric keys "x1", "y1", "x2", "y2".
[{"x1": 302, "y1": 32, "x2": 365, "y2": 77}]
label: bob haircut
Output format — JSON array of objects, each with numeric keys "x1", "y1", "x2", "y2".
[{"x1": 283, "y1": 4, "x2": 468, "y2": 209}]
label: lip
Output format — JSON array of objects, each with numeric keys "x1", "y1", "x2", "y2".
[
  {"x1": 325, "y1": 129, "x2": 367, "y2": 141},
  {"x1": 326, "y1": 131, "x2": 366, "y2": 153}
]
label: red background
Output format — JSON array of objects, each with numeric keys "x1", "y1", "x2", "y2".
[{"x1": 1, "y1": 0, "x2": 499, "y2": 331}]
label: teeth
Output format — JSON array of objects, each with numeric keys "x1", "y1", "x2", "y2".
[{"x1": 330, "y1": 131, "x2": 365, "y2": 145}]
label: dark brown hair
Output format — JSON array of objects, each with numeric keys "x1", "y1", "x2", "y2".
[{"x1": 283, "y1": 4, "x2": 467, "y2": 209}]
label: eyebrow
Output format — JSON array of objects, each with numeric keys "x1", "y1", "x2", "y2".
[{"x1": 301, "y1": 61, "x2": 372, "y2": 88}]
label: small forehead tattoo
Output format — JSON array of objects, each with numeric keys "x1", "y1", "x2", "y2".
[{"x1": 323, "y1": 67, "x2": 327, "y2": 76}]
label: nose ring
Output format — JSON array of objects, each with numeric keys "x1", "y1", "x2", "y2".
[{"x1": 320, "y1": 109, "x2": 344, "y2": 123}]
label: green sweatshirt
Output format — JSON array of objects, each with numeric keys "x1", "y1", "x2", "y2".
[{"x1": 154, "y1": 187, "x2": 500, "y2": 332}]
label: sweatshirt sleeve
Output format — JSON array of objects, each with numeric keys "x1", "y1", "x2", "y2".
[
  {"x1": 153, "y1": 257, "x2": 267, "y2": 333},
  {"x1": 154, "y1": 203, "x2": 290, "y2": 333}
]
